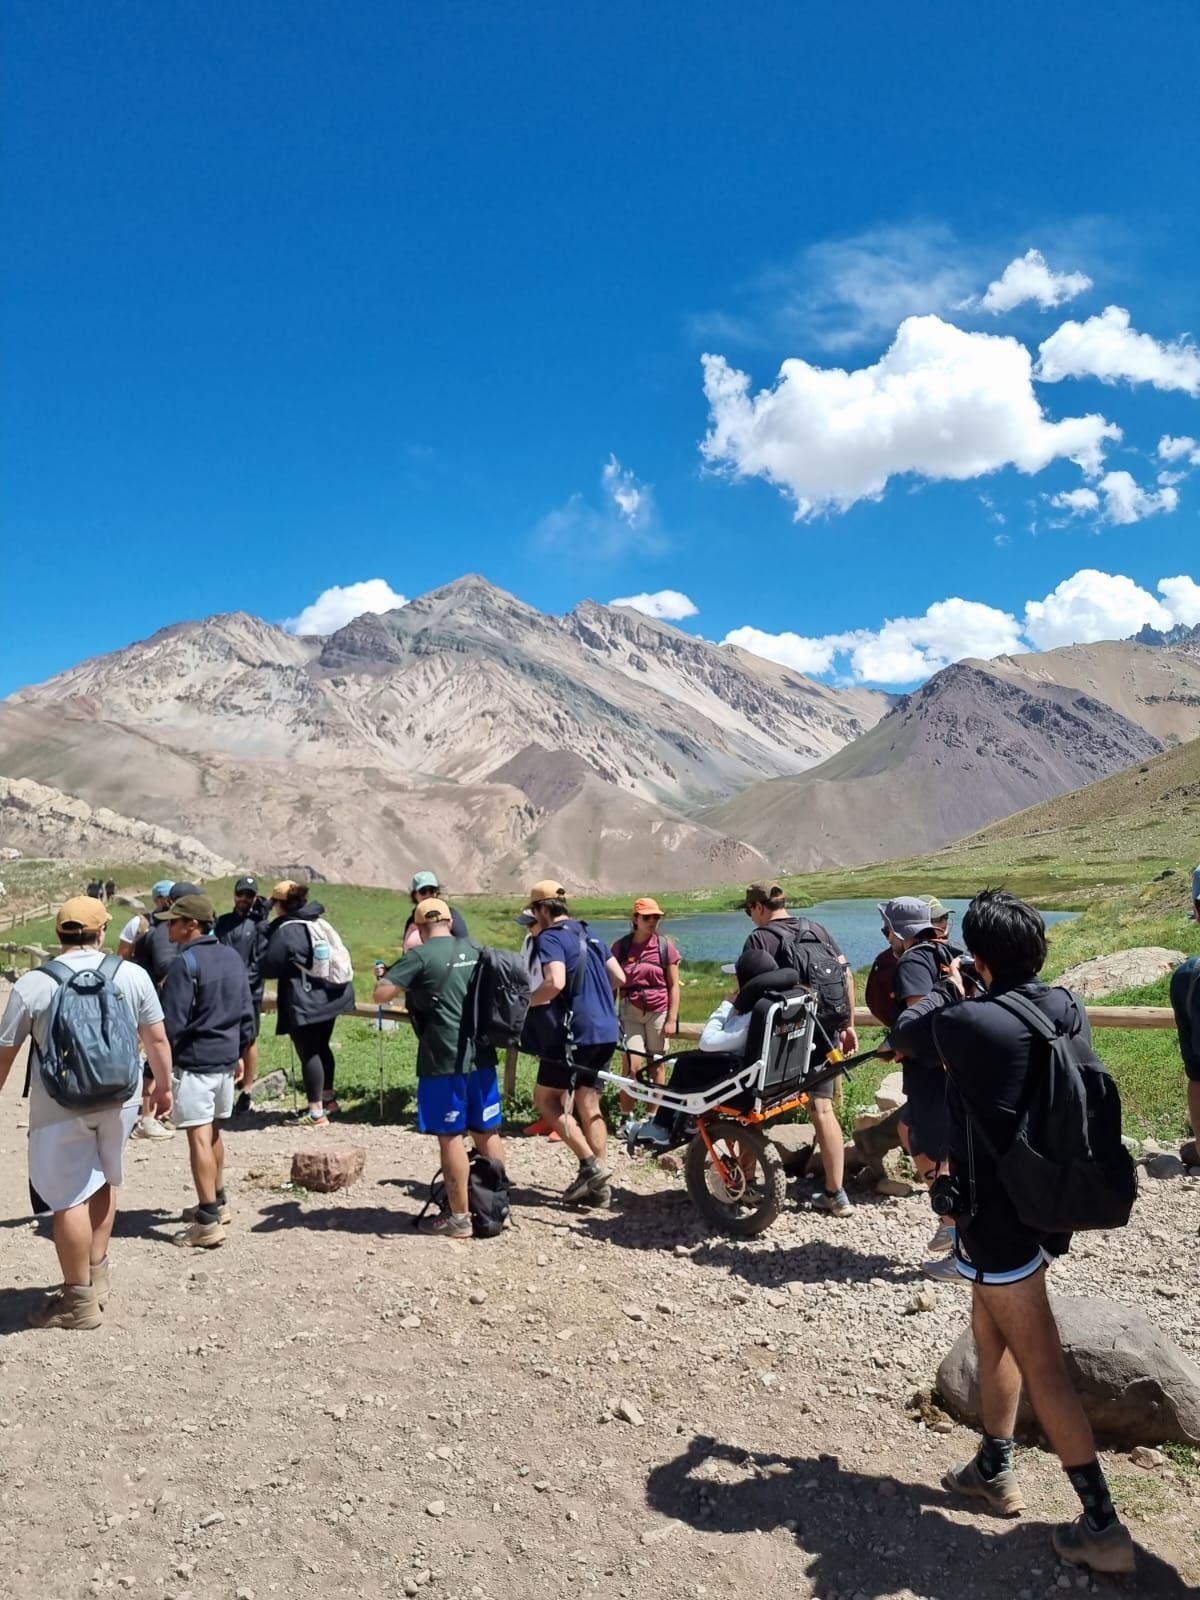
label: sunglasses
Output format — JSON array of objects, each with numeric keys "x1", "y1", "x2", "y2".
[{"x1": 637, "y1": 913, "x2": 662, "y2": 921}]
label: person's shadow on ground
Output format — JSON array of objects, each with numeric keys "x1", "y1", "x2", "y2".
[{"x1": 645, "y1": 1434, "x2": 1189, "y2": 1596}]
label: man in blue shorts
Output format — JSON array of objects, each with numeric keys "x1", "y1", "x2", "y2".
[{"x1": 373, "y1": 898, "x2": 506, "y2": 1239}]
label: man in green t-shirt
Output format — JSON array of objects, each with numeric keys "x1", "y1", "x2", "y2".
[{"x1": 373, "y1": 898, "x2": 506, "y2": 1238}]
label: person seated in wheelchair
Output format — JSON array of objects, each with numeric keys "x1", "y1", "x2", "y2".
[{"x1": 627, "y1": 950, "x2": 800, "y2": 1147}]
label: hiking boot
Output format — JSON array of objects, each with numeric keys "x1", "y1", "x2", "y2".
[
  {"x1": 133, "y1": 1116, "x2": 174, "y2": 1141},
  {"x1": 90, "y1": 1257, "x2": 112, "y2": 1310},
  {"x1": 1051, "y1": 1516, "x2": 1135, "y2": 1574},
  {"x1": 927, "y1": 1221, "x2": 955, "y2": 1255},
  {"x1": 579, "y1": 1182, "x2": 612, "y2": 1209},
  {"x1": 811, "y1": 1187, "x2": 853, "y2": 1217},
  {"x1": 942, "y1": 1456, "x2": 1025, "y2": 1517},
  {"x1": 563, "y1": 1160, "x2": 611, "y2": 1204},
  {"x1": 232, "y1": 1091, "x2": 253, "y2": 1117},
  {"x1": 920, "y1": 1252, "x2": 964, "y2": 1283},
  {"x1": 30, "y1": 1283, "x2": 102, "y2": 1331},
  {"x1": 183, "y1": 1202, "x2": 232, "y2": 1225},
  {"x1": 419, "y1": 1211, "x2": 473, "y2": 1239},
  {"x1": 175, "y1": 1220, "x2": 226, "y2": 1249}
]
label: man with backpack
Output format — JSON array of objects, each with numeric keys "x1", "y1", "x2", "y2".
[
  {"x1": 1170, "y1": 864, "x2": 1200, "y2": 1166},
  {"x1": 892, "y1": 890, "x2": 1135, "y2": 1575},
  {"x1": 214, "y1": 875, "x2": 270, "y2": 1114},
  {"x1": 0, "y1": 896, "x2": 173, "y2": 1329},
  {"x1": 522, "y1": 882, "x2": 626, "y2": 1207},
  {"x1": 373, "y1": 897, "x2": 508, "y2": 1239},
  {"x1": 158, "y1": 894, "x2": 256, "y2": 1248},
  {"x1": 740, "y1": 882, "x2": 854, "y2": 1217}
]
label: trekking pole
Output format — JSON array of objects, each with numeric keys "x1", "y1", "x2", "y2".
[
  {"x1": 287, "y1": 1037, "x2": 299, "y2": 1115},
  {"x1": 376, "y1": 1004, "x2": 386, "y2": 1121}
]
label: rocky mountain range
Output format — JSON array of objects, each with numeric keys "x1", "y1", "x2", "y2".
[
  {"x1": 0, "y1": 577, "x2": 884, "y2": 890},
  {"x1": 3, "y1": 579, "x2": 1198, "y2": 888}
]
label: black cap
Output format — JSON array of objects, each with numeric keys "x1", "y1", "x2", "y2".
[
  {"x1": 235, "y1": 875, "x2": 258, "y2": 894},
  {"x1": 169, "y1": 881, "x2": 202, "y2": 901}
]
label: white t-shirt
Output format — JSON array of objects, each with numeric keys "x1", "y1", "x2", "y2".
[
  {"x1": 0, "y1": 949, "x2": 163, "y2": 1125},
  {"x1": 119, "y1": 914, "x2": 146, "y2": 946}
]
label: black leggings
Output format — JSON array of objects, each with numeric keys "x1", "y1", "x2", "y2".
[{"x1": 291, "y1": 1020, "x2": 336, "y2": 1105}]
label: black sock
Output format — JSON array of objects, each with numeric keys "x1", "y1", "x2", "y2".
[
  {"x1": 976, "y1": 1431, "x2": 1014, "y2": 1480},
  {"x1": 1066, "y1": 1460, "x2": 1117, "y2": 1531},
  {"x1": 196, "y1": 1202, "x2": 220, "y2": 1225},
  {"x1": 216, "y1": 1188, "x2": 227, "y2": 1207}
]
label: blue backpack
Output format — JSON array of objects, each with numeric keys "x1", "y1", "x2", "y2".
[{"x1": 35, "y1": 955, "x2": 142, "y2": 1109}]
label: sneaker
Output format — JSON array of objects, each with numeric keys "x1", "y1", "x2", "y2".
[
  {"x1": 1051, "y1": 1516, "x2": 1135, "y2": 1574},
  {"x1": 29, "y1": 1284, "x2": 102, "y2": 1331},
  {"x1": 183, "y1": 1202, "x2": 232, "y2": 1225},
  {"x1": 90, "y1": 1258, "x2": 112, "y2": 1310},
  {"x1": 133, "y1": 1116, "x2": 174, "y2": 1141},
  {"x1": 175, "y1": 1220, "x2": 226, "y2": 1249},
  {"x1": 942, "y1": 1457, "x2": 1025, "y2": 1517},
  {"x1": 811, "y1": 1188, "x2": 853, "y2": 1217},
  {"x1": 419, "y1": 1211, "x2": 472, "y2": 1239},
  {"x1": 920, "y1": 1252, "x2": 964, "y2": 1282},
  {"x1": 233, "y1": 1091, "x2": 253, "y2": 1117},
  {"x1": 625, "y1": 1118, "x2": 671, "y2": 1150},
  {"x1": 579, "y1": 1182, "x2": 612, "y2": 1209},
  {"x1": 563, "y1": 1160, "x2": 612, "y2": 1204},
  {"x1": 927, "y1": 1221, "x2": 955, "y2": 1255}
]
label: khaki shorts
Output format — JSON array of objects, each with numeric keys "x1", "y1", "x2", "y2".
[{"x1": 619, "y1": 1003, "x2": 670, "y2": 1067}]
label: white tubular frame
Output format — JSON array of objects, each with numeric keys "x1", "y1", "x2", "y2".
[{"x1": 587, "y1": 994, "x2": 819, "y2": 1116}]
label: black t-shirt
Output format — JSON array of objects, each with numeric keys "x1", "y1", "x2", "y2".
[
  {"x1": 893, "y1": 939, "x2": 963, "y2": 1072},
  {"x1": 744, "y1": 916, "x2": 845, "y2": 964}
]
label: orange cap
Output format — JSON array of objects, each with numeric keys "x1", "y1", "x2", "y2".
[{"x1": 633, "y1": 898, "x2": 663, "y2": 917}]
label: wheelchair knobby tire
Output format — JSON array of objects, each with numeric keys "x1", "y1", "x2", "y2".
[{"x1": 684, "y1": 1119, "x2": 784, "y2": 1237}]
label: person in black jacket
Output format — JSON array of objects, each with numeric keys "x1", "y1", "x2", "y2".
[
  {"x1": 159, "y1": 895, "x2": 255, "y2": 1249},
  {"x1": 259, "y1": 880, "x2": 355, "y2": 1125},
  {"x1": 214, "y1": 875, "x2": 269, "y2": 1114},
  {"x1": 892, "y1": 890, "x2": 1134, "y2": 1576}
]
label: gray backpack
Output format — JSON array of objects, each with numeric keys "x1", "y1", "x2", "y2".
[{"x1": 35, "y1": 955, "x2": 142, "y2": 1109}]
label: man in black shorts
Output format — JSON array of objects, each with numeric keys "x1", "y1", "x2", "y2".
[
  {"x1": 892, "y1": 890, "x2": 1134, "y2": 1575},
  {"x1": 521, "y1": 882, "x2": 626, "y2": 1207}
]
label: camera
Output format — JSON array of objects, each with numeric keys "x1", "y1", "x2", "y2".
[
  {"x1": 958, "y1": 957, "x2": 982, "y2": 992},
  {"x1": 929, "y1": 1173, "x2": 965, "y2": 1218}
]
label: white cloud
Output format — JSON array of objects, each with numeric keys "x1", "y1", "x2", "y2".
[
  {"x1": 1049, "y1": 471, "x2": 1178, "y2": 526},
  {"x1": 700, "y1": 315, "x2": 1120, "y2": 519},
  {"x1": 609, "y1": 589, "x2": 699, "y2": 622},
  {"x1": 535, "y1": 456, "x2": 661, "y2": 559},
  {"x1": 1037, "y1": 305, "x2": 1200, "y2": 395},
  {"x1": 1022, "y1": 569, "x2": 1175, "y2": 648},
  {"x1": 727, "y1": 568, "x2": 1200, "y2": 684},
  {"x1": 967, "y1": 249, "x2": 1092, "y2": 314},
  {"x1": 1158, "y1": 434, "x2": 1200, "y2": 465},
  {"x1": 1158, "y1": 575, "x2": 1200, "y2": 627},
  {"x1": 283, "y1": 578, "x2": 408, "y2": 636}
]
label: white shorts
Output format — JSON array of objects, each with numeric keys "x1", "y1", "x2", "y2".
[
  {"x1": 28, "y1": 1103, "x2": 140, "y2": 1212},
  {"x1": 171, "y1": 1070, "x2": 236, "y2": 1129}
]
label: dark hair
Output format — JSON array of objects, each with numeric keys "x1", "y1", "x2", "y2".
[
  {"x1": 744, "y1": 884, "x2": 786, "y2": 911},
  {"x1": 536, "y1": 897, "x2": 569, "y2": 919},
  {"x1": 281, "y1": 883, "x2": 309, "y2": 915},
  {"x1": 59, "y1": 929, "x2": 102, "y2": 948},
  {"x1": 735, "y1": 948, "x2": 777, "y2": 987},
  {"x1": 962, "y1": 889, "x2": 1046, "y2": 985}
]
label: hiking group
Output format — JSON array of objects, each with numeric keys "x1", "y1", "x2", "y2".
[{"x1": 1, "y1": 865, "x2": 1198, "y2": 1579}]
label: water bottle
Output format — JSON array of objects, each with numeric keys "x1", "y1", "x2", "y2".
[{"x1": 310, "y1": 934, "x2": 332, "y2": 982}]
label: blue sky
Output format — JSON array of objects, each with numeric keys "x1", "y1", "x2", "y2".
[{"x1": 2, "y1": 0, "x2": 1197, "y2": 694}]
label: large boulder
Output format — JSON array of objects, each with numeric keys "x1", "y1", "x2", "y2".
[
  {"x1": 1055, "y1": 947, "x2": 1185, "y2": 999},
  {"x1": 938, "y1": 1294, "x2": 1200, "y2": 1446},
  {"x1": 875, "y1": 1071, "x2": 906, "y2": 1113},
  {"x1": 290, "y1": 1147, "x2": 366, "y2": 1193},
  {"x1": 767, "y1": 1122, "x2": 816, "y2": 1174}
]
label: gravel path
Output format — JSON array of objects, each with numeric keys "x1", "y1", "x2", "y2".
[{"x1": 1, "y1": 1090, "x2": 1197, "y2": 1600}]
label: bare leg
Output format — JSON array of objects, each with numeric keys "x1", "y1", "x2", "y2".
[
  {"x1": 974, "y1": 1269, "x2": 1095, "y2": 1467},
  {"x1": 808, "y1": 1098, "x2": 845, "y2": 1191},
  {"x1": 972, "y1": 1287, "x2": 1023, "y2": 1438},
  {"x1": 186, "y1": 1123, "x2": 219, "y2": 1207},
  {"x1": 213, "y1": 1125, "x2": 225, "y2": 1195},
  {"x1": 573, "y1": 1086, "x2": 607, "y2": 1163},
  {"x1": 437, "y1": 1135, "x2": 470, "y2": 1214},
  {"x1": 533, "y1": 1084, "x2": 592, "y2": 1162},
  {"x1": 87, "y1": 1184, "x2": 117, "y2": 1268},
  {"x1": 51, "y1": 1202, "x2": 93, "y2": 1287},
  {"x1": 241, "y1": 1040, "x2": 258, "y2": 1093},
  {"x1": 472, "y1": 1129, "x2": 506, "y2": 1167}
]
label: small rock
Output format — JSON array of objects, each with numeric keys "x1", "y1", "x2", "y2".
[
  {"x1": 655, "y1": 1300, "x2": 676, "y2": 1316},
  {"x1": 1130, "y1": 1445, "x2": 1165, "y2": 1468},
  {"x1": 874, "y1": 1070, "x2": 906, "y2": 1113},
  {"x1": 400, "y1": 1314, "x2": 422, "y2": 1330},
  {"x1": 614, "y1": 1398, "x2": 645, "y2": 1427},
  {"x1": 640, "y1": 1520, "x2": 682, "y2": 1545},
  {"x1": 425, "y1": 1500, "x2": 447, "y2": 1518},
  {"x1": 658, "y1": 1152, "x2": 684, "y2": 1174},
  {"x1": 326, "y1": 1404, "x2": 347, "y2": 1421},
  {"x1": 468, "y1": 1290, "x2": 488, "y2": 1305},
  {"x1": 875, "y1": 1177, "x2": 917, "y2": 1198},
  {"x1": 289, "y1": 1147, "x2": 366, "y2": 1193},
  {"x1": 1145, "y1": 1153, "x2": 1186, "y2": 1181},
  {"x1": 622, "y1": 1306, "x2": 647, "y2": 1322},
  {"x1": 198, "y1": 1511, "x2": 224, "y2": 1528},
  {"x1": 905, "y1": 1286, "x2": 937, "y2": 1315}
]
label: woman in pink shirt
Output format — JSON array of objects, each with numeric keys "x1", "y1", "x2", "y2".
[{"x1": 611, "y1": 898, "x2": 681, "y2": 1112}]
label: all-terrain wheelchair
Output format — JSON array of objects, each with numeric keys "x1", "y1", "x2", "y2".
[{"x1": 589, "y1": 990, "x2": 854, "y2": 1238}]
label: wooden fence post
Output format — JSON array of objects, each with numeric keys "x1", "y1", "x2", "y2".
[{"x1": 503, "y1": 1044, "x2": 519, "y2": 1103}]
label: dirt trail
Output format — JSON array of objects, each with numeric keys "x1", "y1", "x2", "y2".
[{"x1": 1, "y1": 1087, "x2": 1198, "y2": 1600}]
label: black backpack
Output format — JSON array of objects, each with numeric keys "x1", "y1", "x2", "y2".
[
  {"x1": 468, "y1": 946, "x2": 531, "y2": 1048},
  {"x1": 615, "y1": 931, "x2": 667, "y2": 973},
  {"x1": 416, "y1": 1151, "x2": 512, "y2": 1239},
  {"x1": 960, "y1": 989, "x2": 1137, "y2": 1235},
  {"x1": 766, "y1": 923, "x2": 851, "y2": 1039}
]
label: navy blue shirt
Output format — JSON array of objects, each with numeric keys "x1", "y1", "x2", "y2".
[
  {"x1": 533, "y1": 918, "x2": 618, "y2": 1051},
  {"x1": 1171, "y1": 953, "x2": 1200, "y2": 1078}
]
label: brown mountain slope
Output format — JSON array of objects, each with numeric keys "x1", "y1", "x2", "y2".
[
  {"x1": 701, "y1": 663, "x2": 1164, "y2": 871},
  {"x1": 974, "y1": 639, "x2": 1200, "y2": 744}
]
